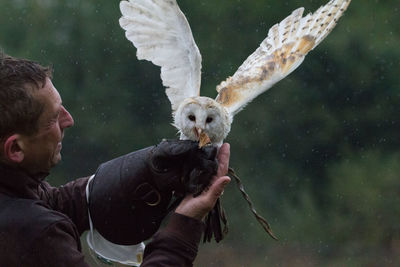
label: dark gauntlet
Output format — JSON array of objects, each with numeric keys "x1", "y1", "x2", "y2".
[{"x1": 88, "y1": 140, "x2": 218, "y2": 245}]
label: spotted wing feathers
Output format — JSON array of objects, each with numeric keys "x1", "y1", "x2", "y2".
[
  {"x1": 120, "y1": 0, "x2": 202, "y2": 111},
  {"x1": 215, "y1": 0, "x2": 351, "y2": 116}
]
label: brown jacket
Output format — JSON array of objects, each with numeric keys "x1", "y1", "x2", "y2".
[{"x1": 0, "y1": 163, "x2": 203, "y2": 266}]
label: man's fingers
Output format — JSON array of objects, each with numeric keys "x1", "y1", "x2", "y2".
[
  {"x1": 175, "y1": 176, "x2": 230, "y2": 220},
  {"x1": 205, "y1": 175, "x2": 231, "y2": 200},
  {"x1": 217, "y1": 143, "x2": 230, "y2": 177}
]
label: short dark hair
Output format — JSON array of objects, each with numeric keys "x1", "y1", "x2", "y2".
[{"x1": 0, "y1": 53, "x2": 53, "y2": 140}]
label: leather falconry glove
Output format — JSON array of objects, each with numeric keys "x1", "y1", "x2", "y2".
[{"x1": 88, "y1": 140, "x2": 218, "y2": 245}]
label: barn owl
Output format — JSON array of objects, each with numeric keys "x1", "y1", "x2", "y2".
[{"x1": 119, "y1": 0, "x2": 351, "y2": 147}]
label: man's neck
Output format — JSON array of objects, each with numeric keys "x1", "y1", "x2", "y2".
[{"x1": 0, "y1": 160, "x2": 49, "y2": 181}]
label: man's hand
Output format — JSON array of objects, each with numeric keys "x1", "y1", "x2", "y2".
[{"x1": 175, "y1": 143, "x2": 231, "y2": 220}]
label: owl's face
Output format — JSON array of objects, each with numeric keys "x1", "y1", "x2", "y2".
[{"x1": 173, "y1": 96, "x2": 232, "y2": 145}]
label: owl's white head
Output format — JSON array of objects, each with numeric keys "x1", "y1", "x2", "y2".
[{"x1": 173, "y1": 96, "x2": 232, "y2": 146}]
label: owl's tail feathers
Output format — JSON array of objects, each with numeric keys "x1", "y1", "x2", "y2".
[
  {"x1": 203, "y1": 198, "x2": 228, "y2": 243},
  {"x1": 228, "y1": 167, "x2": 278, "y2": 241}
]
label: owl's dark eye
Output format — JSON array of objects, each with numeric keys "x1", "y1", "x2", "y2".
[
  {"x1": 206, "y1": 117, "x2": 213, "y2": 123},
  {"x1": 188, "y1": 115, "x2": 196, "y2": 121}
]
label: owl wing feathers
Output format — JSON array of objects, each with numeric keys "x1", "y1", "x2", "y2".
[
  {"x1": 215, "y1": 0, "x2": 351, "y2": 116},
  {"x1": 119, "y1": 0, "x2": 202, "y2": 111}
]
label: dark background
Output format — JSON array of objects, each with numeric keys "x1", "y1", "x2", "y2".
[{"x1": 1, "y1": 0, "x2": 399, "y2": 265}]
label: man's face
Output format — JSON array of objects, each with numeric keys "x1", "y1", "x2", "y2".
[{"x1": 19, "y1": 78, "x2": 74, "y2": 174}]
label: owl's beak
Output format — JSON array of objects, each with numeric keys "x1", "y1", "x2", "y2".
[
  {"x1": 195, "y1": 127, "x2": 203, "y2": 139},
  {"x1": 194, "y1": 127, "x2": 211, "y2": 148}
]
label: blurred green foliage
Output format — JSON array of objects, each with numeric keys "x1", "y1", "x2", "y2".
[{"x1": 1, "y1": 0, "x2": 399, "y2": 265}]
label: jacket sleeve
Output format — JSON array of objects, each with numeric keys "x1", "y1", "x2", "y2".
[
  {"x1": 39, "y1": 176, "x2": 91, "y2": 235},
  {"x1": 21, "y1": 218, "x2": 90, "y2": 267},
  {"x1": 141, "y1": 212, "x2": 204, "y2": 267}
]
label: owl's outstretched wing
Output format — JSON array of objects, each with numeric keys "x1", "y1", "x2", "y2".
[
  {"x1": 215, "y1": 0, "x2": 351, "y2": 116},
  {"x1": 120, "y1": 0, "x2": 202, "y2": 111}
]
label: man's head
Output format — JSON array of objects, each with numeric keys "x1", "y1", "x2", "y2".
[{"x1": 0, "y1": 53, "x2": 74, "y2": 175}]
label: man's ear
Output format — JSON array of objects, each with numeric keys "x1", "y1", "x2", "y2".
[{"x1": 3, "y1": 134, "x2": 25, "y2": 163}]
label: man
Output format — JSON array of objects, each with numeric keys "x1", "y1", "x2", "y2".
[{"x1": 0, "y1": 53, "x2": 230, "y2": 266}]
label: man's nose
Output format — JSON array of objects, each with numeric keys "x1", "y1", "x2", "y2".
[{"x1": 59, "y1": 106, "x2": 74, "y2": 129}]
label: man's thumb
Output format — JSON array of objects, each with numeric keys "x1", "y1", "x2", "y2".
[{"x1": 209, "y1": 176, "x2": 231, "y2": 199}]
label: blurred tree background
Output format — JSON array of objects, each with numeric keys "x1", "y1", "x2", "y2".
[{"x1": 1, "y1": 0, "x2": 399, "y2": 266}]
